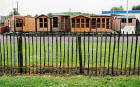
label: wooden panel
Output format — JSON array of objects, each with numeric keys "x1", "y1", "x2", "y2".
[{"x1": 23, "y1": 17, "x2": 36, "y2": 32}]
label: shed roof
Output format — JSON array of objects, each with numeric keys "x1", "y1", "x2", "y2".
[
  {"x1": 36, "y1": 14, "x2": 49, "y2": 18},
  {"x1": 52, "y1": 13, "x2": 69, "y2": 16},
  {"x1": 71, "y1": 15, "x2": 90, "y2": 19},
  {"x1": 116, "y1": 15, "x2": 136, "y2": 19}
]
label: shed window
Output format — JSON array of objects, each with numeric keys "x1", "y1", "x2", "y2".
[
  {"x1": 40, "y1": 23, "x2": 43, "y2": 28},
  {"x1": 86, "y1": 19, "x2": 89, "y2": 28},
  {"x1": 77, "y1": 18, "x2": 80, "y2": 23},
  {"x1": 16, "y1": 19, "x2": 23, "y2": 27},
  {"x1": 97, "y1": 18, "x2": 100, "y2": 23},
  {"x1": 44, "y1": 23, "x2": 48, "y2": 28},
  {"x1": 102, "y1": 18, "x2": 105, "y2": 23},
  {"x1": 129, "y1": 18, "x2": 132, "y2": 23},
  {"x1": 106, "y1": 18, "x2": 110, "y2": 29},
  {"x1": 81, "y1": 19, "x2": 85, "y2": 28},
  {"x1": 53, "y1": 17, "x2": 58, "y2": 27},
  {"x1": 40, "y1": 18, "x2": 43, "y2": 22},
  {"x1": 72, "y1": 19, "x2": 75, "y2": 28},
  {"x1": 122, "y1": 19, "x2": 126, "y2": 23},
  {"x1": 44, "y1": 18, "x2": 48, "y2": 22},
  {"x1": 81, "y1": 19, "x2": 84, "y2": 23},
  {"x1": 97, "y1": 18, "x2": 101, "y2": 28},
  {"x1": 91, "y1": 18, "x2": 96, "y2": 29}
]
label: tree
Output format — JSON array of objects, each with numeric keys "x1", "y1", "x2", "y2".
[
  {"x1": 47, "y1": 13, "x2": 53, "y2": 17},
  {"x1": 111, "y1": 6, "x2": 124, "y2": 11},
  {"x1": 132, "y1": 5, "x2": 140, "y2": 10},
  {"x1": 26, "y1": 14, "x2": 32, "y2": 17},
  {"x1": 9, "y1": 8, "x2": 20, "y2": 16},
  {"x1": 34, "y1": 14, "x2": 39, "y2": 18}
]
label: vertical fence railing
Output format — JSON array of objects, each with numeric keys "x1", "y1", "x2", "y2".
[{"x1": 0, "y1": 32, "x2": 139, "y2": 76}]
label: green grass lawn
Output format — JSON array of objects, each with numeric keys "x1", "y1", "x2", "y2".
[
  {"x1": 0, "y1": 76, "x2": 139, "y2": 87},
  {"x1": 1, "y1": 41, "x2": 140, "y2": 68}
]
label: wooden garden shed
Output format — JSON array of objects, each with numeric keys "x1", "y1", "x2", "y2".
[
  {"x1": 90, "y1": 15, "x2": 112, "y2": 32},
  {"x1": 4, "y1": 15, "x2": 24, "y2": 32},
  {"x1": 36, "y1": 14, "x2": 51, "y2": 32},
  {"x1": 70, "y1": 15, "x2": 90, "y2": 32},
  {"x1": 52, "y1": 13, "x2": 70, "y2": 32},
  {"x1": 23, "y1": 16, "x2": 36, "y2": 32}
]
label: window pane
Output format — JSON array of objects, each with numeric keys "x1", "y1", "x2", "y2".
[
  {"x1": 86, "y1": 24, "x2": 89, "y2": 28},
  {"x1": 86, "y1": 19, "x2": 89, "y2": 23},
  {"x1": 40, "y1": 23, "x2": 43, "y2": 28},
  {"x1": 77, "y1": 18, "x2": 80, "y2": 23},
  {"x1": 129, "y1": 18, "x2": 132, "y2": 23},
  {"x1": 40, "y1": 18, "x2": 43, "y2": 22},
  {"x1": 72, "y1": 19, "x2": 75, "y2": 23},
  {"x1": 44, "y1": 23, "x2": 48, "y2": 28},
  {"x1": 44, "y1": 18, "x2": 48, "y2": 22},
  {"x1": 81, "y1": 19, "x2": 84, "y2": 23},
  {"x1": 122, "y1": 19, "x2": 126, "y2": 23},
  {"x1": 97, "y1": 18, "x2": 100, "y2": 23},
  {"x1": 77, "y1": 24, "x2": 80, "y2": 28},
  {"x1": 81, "y1": 24, "x2": 84, "y2": 28},
  {"x1": 102, "y1": 18, "x2": 105, "y2": 23},
  {"x1": 53, "y1": 17, "x2": 58, "y2": 27}
]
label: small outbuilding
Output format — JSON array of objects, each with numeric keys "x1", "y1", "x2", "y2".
[
  {"x1": 70, "y1": 15, "x2": 90, "y2": 32},
  {"x1": 52, "y1": 13, "x2": 70, "y2": 32},
  {"x1": 90, "y1": 15, "x2": 112, "y2": 32},
  {"x1": 36, "y1": 14, "x2": 51, "y2": 32},
  {"x1": 112, "y1": 15, "x2": 136, "y2": 32},
  {"x1": 4, "y1": 15, "x2": 24, "y2": 32}
]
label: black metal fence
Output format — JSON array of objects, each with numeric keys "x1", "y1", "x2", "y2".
[{"x1": 0, "y1": 32, "x2": 140, "y2": 76}]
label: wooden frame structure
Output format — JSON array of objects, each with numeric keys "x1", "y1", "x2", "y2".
[
  {"x1": 36, "y1": 14, "x2": 51, "y2": 32},
  {"x1": 52, "y1": 14, "x2": 70, "y2": 32},
  {"x1": 4, "y1": 15, "x2": 24, "y2": 32},
  {"x1": 70, "y1": 15, "x2": 90, "y2": 32},
  {"x1": 90, "y1": 16, "x2": 112, "y2": 32}
]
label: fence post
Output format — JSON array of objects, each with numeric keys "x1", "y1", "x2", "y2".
[
  {"x1": 18, "y1": 33, "x2": 23, "y2": 73},
  {"x1": 78, "y1": 35, "x2": 83, "y2": 74}
]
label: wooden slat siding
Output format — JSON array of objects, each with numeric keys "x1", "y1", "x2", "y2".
[{"x1": 23, "y1": 17, "x2": 36, "y2": 32}]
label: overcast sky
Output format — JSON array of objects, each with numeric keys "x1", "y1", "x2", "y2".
[{"x1": 0, "y1": 0, "x2": 140, "y2": 16}]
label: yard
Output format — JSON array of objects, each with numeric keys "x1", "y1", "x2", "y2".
[{"x1": 0, "y1": 76, "x2": 139, "y2": 87}]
